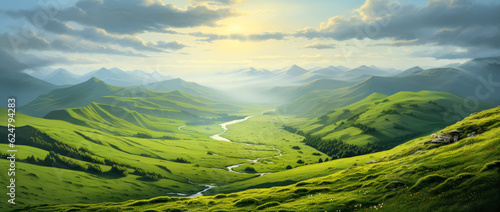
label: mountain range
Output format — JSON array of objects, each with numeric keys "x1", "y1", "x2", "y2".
[
  {"x1": 30, "y1": 67, "x2": 173, "y2": 87},
  {"x1": 279, "y1": 57, "x2": 500, "y2": 117}
]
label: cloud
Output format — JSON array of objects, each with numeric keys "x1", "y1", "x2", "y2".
[
  {"x1": 0, "y1": 32, "x2": 148, "y2": 57},
  {"x1": 0, "y1": 48, "x2": 97, "y2": 76},
  {"x1": 304, "y1": 42, "x2": 336, "y2": 49},
  {"x1": 294, "y1": 0, "x2": 500, "y2": 58},
  {"x1": 43, "y1": 18, "x2": 186, "y2": 51},
  {"x1": 190, "y1": 0, "x2": 247, "y2": 5},
  {"x1": 6, "y1": 0, "x2": 238, "y2": 34},
  {"x1": 0, "y1": 49, "x2": 28, "y2": 74},
  {"x1": 155, "y1": 41, "x2": 188, "y2": 50},
  {"x1": 190, "y1": 32, "x2": 287, "y2": 42}
]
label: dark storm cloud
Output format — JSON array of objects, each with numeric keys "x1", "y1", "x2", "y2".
[
  {"x1": 294, "y1": 0, "x2": 500, "y2": 58},
  {"x1": 6, "y1": 0, "x2": 237, "y2": 34}
]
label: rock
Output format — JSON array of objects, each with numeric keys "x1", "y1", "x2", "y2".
[
  {"x1": 427, "y1": 130, "x2": 464, "y2": 144},
  {"x1": 467, "y1": 132, "x2": 477, "y2": 137},
  {"x1": 366, "y1": 160, "x2": 377, "y2": 164}
]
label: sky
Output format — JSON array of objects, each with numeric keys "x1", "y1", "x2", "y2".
[{"x1": 1, "y1": 0, "x2": 499, "y2": 77}]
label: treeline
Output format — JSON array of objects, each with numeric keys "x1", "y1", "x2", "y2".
[
  {"x1": 283, "y1": 125, "x2": 379, "y2": 159},
  {"x1": 25, "y1": 151, "x2": 103, "y2": 174},
  {"x1": 301, "y1": 136, "x2": 379, "y2": 159},
  {"x1": 24, "y1": 152, "x2": 170, "y2": 181},
  {"x1": 0, "y1": 126, "x2": 105, "y2": 165},
  {"x1": 1, "y1": 126, "x2": 171, "y2": 181}
]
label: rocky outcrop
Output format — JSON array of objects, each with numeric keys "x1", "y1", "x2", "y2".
[{"x1": 425, "y1": 129, "x2": 478, "y2": 145}]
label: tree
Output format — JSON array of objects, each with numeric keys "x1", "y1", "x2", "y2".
[
  {"x1": 297, "y1": 159, "x2": 304, "y2": 164},
  {"x1": 244, "y1": 167, "x2": 257, "y2": 173},
  {"x1": 318, "y1": 158, "x2": 323, "y2": 163},
  {"x1": 285, "y1": 165, "x2": 293, "y2": 169}
]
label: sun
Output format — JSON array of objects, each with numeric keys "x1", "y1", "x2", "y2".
[{"x1": 225, "y1": 24, "x2": 245, "y2": 34}]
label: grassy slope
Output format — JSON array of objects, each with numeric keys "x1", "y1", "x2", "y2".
[
  {"x1": 0, "y1": 103, "x2": 278, "y2": 210},
  {"x1": 269, "y1": 78, "x2": 355, "y2": 102},
  {"x1": 20, "y1": 77, "x2": 242, "y2": 118},
  {"x1": 25, "y1": 106, "x2": 500, "y2": 212},
  {"x1": 295, "y1": 91, "x2": 476, "y2": 146},
  {"x1": 140, "y1": 78, "x2": 226, "y2": 100}
]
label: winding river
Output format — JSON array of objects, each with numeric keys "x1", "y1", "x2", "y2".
[{"x1": 184, "y1": 114, "x2": 283, "y2": 197}]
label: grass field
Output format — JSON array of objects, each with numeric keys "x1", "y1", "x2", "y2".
[{"x1": 23, "y1": 106, "x2": 500, "y2": 211}]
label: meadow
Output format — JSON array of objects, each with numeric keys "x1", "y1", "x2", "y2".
[{"x1": 20, "y1": 104, "x2": 500, "y2": 212}]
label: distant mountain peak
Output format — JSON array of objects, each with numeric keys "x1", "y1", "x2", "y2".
[
  {"x1": 85, "y1": 76, "x2": 105, "y2": 84},
  {"x1": 169, "y1": 78, "x2": 185, "y2": 82}
]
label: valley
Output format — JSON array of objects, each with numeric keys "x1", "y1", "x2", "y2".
[{"x1": 1, "y1": 58, "x2": 499, "y2": 212}]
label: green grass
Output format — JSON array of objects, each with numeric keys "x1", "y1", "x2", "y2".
[
  {"x1": 0, "y1": 101, "x2": 278, "y2": 209},
  {"x1": 221, "y1": 115, "x2": 329, "y2": 174},
  {"x1": 23, "y1": 106, "x2": 500, "y2": 211},
  {"x1": 292, "y1": 91, "x2": 488, "y2": 148}
]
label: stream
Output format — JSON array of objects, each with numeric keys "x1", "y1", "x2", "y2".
[{"x1": 184, "y1": 114, "x2": 283, "y2": 197}]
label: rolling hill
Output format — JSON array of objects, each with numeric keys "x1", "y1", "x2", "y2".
[
  {"x1": 0, "y1": 71, "x2": 59, "y2": 107},
  {"x1": 281, "y1": 67, "x2": 499, "y2": 117},
  {"x1": 22, "y1": 106, "x2": 500, "y2": 212},
  {"x1": 140, "y1": 78, "x2": 226, "y2": 100},
  {"x1": 20, "y1": 77, "x2": 240, "y2": 118},
  {"x1": 292, "y1": 91, "x2": 481, "y2": 149},
  {"x1": 269, "y1": 78, "x2": 356, "y2": 103}
]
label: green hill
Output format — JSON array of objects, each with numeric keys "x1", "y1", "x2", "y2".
[
  {"x1": 281, "y1": 67, "x2": 496, "y2": 117},
  {"x1": 292, "y1": 91, "x2": 481, "y2": 149},
  {"x1": 0, "y1": 103, "x2": 272, "y2": 209},
  {"x1": 0, "y1": 72, "x2": 59, "y2": 107},
  {"x1": 21, "y1": 106, "x2": 500, "y2": 212},
  {"x1": 140, "y1": 78, "x2": 226, "y2": 100},
  {"x1": 20, "y1": 77, "x2": 241, "y2": 118},
  {"x1": 269, "y1": 78, "x2": 356, "y2": 103},
  {"x1": 19, "y1": 77, "x2": 153, "y2": 117}
]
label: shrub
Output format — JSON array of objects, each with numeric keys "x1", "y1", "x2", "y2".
[
  {"x1": 297, "y1": 159, "x2": 304, "y2": 164},
  {"x1": 160, "y1": 135, "x2": 179, "y2": 140},
  {"x1": 285, "y1": 165, "x2": 293, "y2": 169},
  {"x1": 213, "y1": 194, "x2": 227, "y2": 199},
  {"x1": 244, "y1": 167, "x2": 257, "y2": 173},
  {"x1": 134, "y1": 132, "x2": 152, "y2": 138},
  {"x1": 292, "y1": 146, "x2": 301, "y2": 150},
  {"x1": 110, "y1": 164, "x2": 128, "y2": 176},
  {"x1": 256, "y1": 201, "x2": 281, "y2": 210},
  {"x1": 234, "y1": 198, "x2": 259, "y2": 207},
  {"x1": 173, "y1": 158, "x2": 190, "y2": 163}
]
